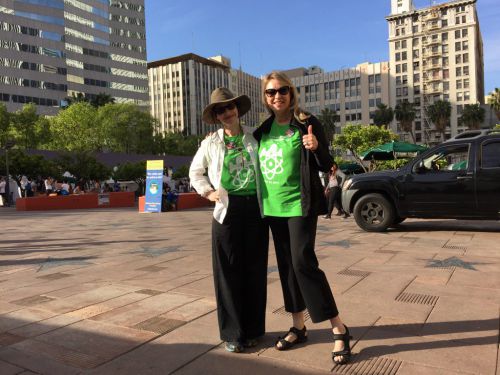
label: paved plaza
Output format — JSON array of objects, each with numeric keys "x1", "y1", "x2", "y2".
[{"x1": 0, "y1": 207, "x2": 499, "y2": 374}]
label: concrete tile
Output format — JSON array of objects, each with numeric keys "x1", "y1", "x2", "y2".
[
  {"x1": 89, "y1": 292, "x2": 198, "y2": 326},
  {"x1": 9, "y1": 314, "x2": 82, "y2": 338},
  {"x1": 0, "y1": 359, "x2": 25, "y2": 375},
  {"x1": 0, "y1": 346, "x2": 80, "y2": 375},
  {"x1": 397, "y1": 362, "x2": 471, "y2": 374},
  {"x1": 34, "y1": 319, "x2": 156, "y2": 361},
  {"x1": 0, "y1": 308, "x2": 57, "y2": 333}
]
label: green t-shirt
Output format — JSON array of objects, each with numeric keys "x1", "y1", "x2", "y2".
[
  {"x1": 258, "y1": 121, "x2": 302, "y2": 217},
  {"x1": 220, "y1": 134, "x2": 257, "y2": 196}
]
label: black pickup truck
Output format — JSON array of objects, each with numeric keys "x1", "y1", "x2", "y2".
[{"x1": 341, "y1": 130, "x2": 500, "y2": 232}]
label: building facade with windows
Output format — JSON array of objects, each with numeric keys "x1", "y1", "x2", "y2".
[
  {"x1": 387, "y1": 0, "x2": 484, "y2": 143},
  {"x1": 148, "y1": 53, "x2": 264, "y2": 136},
  {"x1": 0, "y1": 0, "x2": 148, "y2": 114},
  {"x1": 285, "y1": 62, "x2": 390, "y2": 133}
]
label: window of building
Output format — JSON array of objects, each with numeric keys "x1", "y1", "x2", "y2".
[
  {"x1": 455, "y1": 41, "x2": 461, "y2": 51},
  {"x1": 414, "y1": 85, "x2": 420, "y2": 95},
  {"x1": 463, "y1": 78, "x2": 469, "y2": 89},
  {"x1": 456, "y1": 54, "x2": 462, "y2": 64},
  {"x1": 414, "y1": 73, "x2": 420, "y2": 83},
  {"x1": 462, "y1": 28, "x2": 468, "y2": 37},
  {"x1": 463, "y1": 53, "x2": 469, "y2": 63},
  {"x1": 462, "y1": 40, "x2": 468, "y2": 50},
  {"x1": 402, "y1": 63, "x2": 407, "y2": 73},
  {"x1": 402, "y1": 51, "x2": 407, "y2": 60},
  {"x1": 442, "y1": 19, "x2": 448, "y2": 27},
  {"x1": 464, "y1": 91, "x2": 470, "y2": 101},
  {"x1": 457, "y1": 92, "x2": 463, "y2": 101},
  {"x1": 395, "y1": 41, "x2": 401, "y2": 50},
  {"x1": 443, "y1": 81, "x2": 450, "y2": 91},
  {"x1": 455, "y1": 30, "x2": 461, "y2": 39},
  {"x1": 463, "y1": 66, "x2": 469, "y2": 76},
  {"x1": 412, "y1": 25, "x2": 419, "y2": 33},
  {"x1": 443, "y1": 69, "x2": 449, "y2": 79},
  {"x1": 396, "y1": 64, "x2": 401, "y2": 74},
  {"x1": 442, "y1": 44, "x2": 449, "y2": 53},
  {"x1": 456, "y1": 67, "x2": 462, "y2": 77},
  {"x1": 442, "y1": 56, "x2": 449, "y2": 66},
  {"x1": 413, "y1": 38, "x2": 419, "y2": 47},
  {"x1": 396, "y1": 52, "x2": 401, "y2": 61},
  {"x1": 442, "y1": 32, "x2": 448, "y2": 41}
]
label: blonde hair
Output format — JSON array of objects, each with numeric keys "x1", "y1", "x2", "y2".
[{"x1": 262, "y1": 71, "x2": 310, "y2": 123}]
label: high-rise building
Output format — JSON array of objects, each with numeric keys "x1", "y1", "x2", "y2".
[
  {"x1": 285, "y1": 62, "x2": 390, "y2": 133},
  {"x1": 0, "y1": 0, "x2": 148, "y2": 115},
  {"x1": 148, "y1": 53, "x2": 264, "y2": 136},
  {"x1": 387, "y1": 0, "x2": 484, "y2": 143}
]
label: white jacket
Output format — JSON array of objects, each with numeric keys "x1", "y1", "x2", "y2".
[{"x1": 189, "y1": 126, "x2": 263, "y2": 224}]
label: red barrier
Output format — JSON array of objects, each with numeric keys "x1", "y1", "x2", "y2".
[{"x1": 16, "y1": 192, "x2": 135, "y2": 211}]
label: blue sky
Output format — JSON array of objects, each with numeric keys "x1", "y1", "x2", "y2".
[{"x1": 145, "y1": 0, "x2": 499, "y2": 95}]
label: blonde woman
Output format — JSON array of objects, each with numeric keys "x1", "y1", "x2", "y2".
[
  {"x1": 189, "y1": 88, "x2": 268, "y2": 353},
  {"x1": 253, "y1": 72, "x2": 352, "y2": 365}
]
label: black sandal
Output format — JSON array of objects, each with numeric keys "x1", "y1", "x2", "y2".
[
  {"x1": 332, "y1": 325, "x2": 352, "y2": 365},
  {"x1": 275, "y1": 326, "x2": 308, "y2": 351}
]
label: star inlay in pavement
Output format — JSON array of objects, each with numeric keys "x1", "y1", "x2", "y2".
[
  {"x1": 322, "y1": 240, "x2": 359, "y2": 249},
  {"x1": 38, "y1": 257, "x2": 94, "y2": 271},
  {"x1": 426, "y1": 256, "x2": 482, "y2": 271},
  {"x1": 131, "y1": 246, "x2": 182, "y2": 257}
]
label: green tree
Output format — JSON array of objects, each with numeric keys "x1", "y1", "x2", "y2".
[
  {"x1": 154, "y1": 132, "x2": 200, "y2": 156},
  {"x1": 49, "y1": 102, "x2": 101, "y2": 151},
  {"x1": 90, "y1": 93, "x2": 115, "y2": 108},
  {"x1": 373, "y1": 103, "x2": 394, "y2": 127},
  {"x1": 317, "y1": 107, "x2": 339, "y2": 146},
  {"x1": 112, "y1": 161, "x2": 146, "y2": 195},
  {"x1": 426, "y1": 100, "x2": 451, "y2": 140},
  {"x1": 53, "y1": 151, "x2": 109, "y2": 185},
  {"x1": 394, "y1": 102, "x2": 416, "y2": 143},
  {"x1": 333, "y1": 124, "x2": 397, "y2": 172},
  {"x1": 98, "y1": 103, "x2": 156, "y2": 154},
  {"x1": 0, "y1": 149, "x2": 58, "y2": 189},
  {"x1": 0, "y1": 103, "x2": 10, "y2": 147},
  {"x1": 487, "y1": 88, "x2": 500, "y2": 121},
  {"x1": 172, "y1": 165, "x2": 189, "y2": 179},
  {"x1": 459, "y1": 103, "x2": 485, "y2": 130},
  {"x1": 10, "y1": 103, "x2": 39, "y2": 149}
]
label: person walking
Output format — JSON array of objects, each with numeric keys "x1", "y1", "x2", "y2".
[
  {"x1": 254, "y1": 71, "x2": 352, "y2": 365},
  {"x1": 324, "y1": 162, "x2": 349, "y2": 219},
  {"x1": 189, "y1": 88, "x2": 269, "y2": 353}
]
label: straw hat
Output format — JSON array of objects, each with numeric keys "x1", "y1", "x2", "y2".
[{"x1": 202, "y1": 87, "x2": 251, "y2": 124}]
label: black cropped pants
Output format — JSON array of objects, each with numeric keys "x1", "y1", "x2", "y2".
[
  {"x1": 268, "y1": 215, "x2": 339, "y2": 323},
  {"x1": 212, "y1": 194, "x2": 269, "y2": 342}
]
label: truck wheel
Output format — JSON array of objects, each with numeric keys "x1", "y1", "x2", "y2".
[{"x1": 353, "y1": 193, "x2": 395, "y2": 232}]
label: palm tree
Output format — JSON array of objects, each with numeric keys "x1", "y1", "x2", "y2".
[
  {"x1": 487, "y1": 88, "x2": 500, "y2": 121},
  {"x1": 459, "y1": 103, "x2": 485, "y2": 130},
  {"x1": 373, "y1": 103, "x2": 394, "y2": 127},
  {"x1": 394, "y1": 102, "x2": 416, "y2": 143},
  {"x1": 318, "y1": 107, "x2": 339, "y2": 146},
  {"x1": 426, "y1": 100, "x2": 451, "y2": 140}
]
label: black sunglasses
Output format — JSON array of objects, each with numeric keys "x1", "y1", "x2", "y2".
[
  {"x1": 264, "y1": 86, "x2": 290, "y2": 97},
  {"x1": 213, "y1": 102, "x2": 236, "y2": 115}
]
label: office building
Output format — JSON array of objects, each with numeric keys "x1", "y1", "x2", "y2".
[
  {"x1": 286, "y1": 62, "x2": 390, "y2": 132},
  {"x1": 148, "y1": 53, "x2": 264, "y2": 136},
  {"x1": 387, "y1": 0, "x2": 484, "y2": 143},
  {"x1": 0, "y1": 0, "x2": 148, "y2": 115}
]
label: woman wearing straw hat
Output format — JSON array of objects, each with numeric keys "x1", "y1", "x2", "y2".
[
  {"x1": 254, "y1": 71, "x2": 352, "y2": 365},
  {"x1": 189, "y1": 88, "x2": 269, "y2": 353}
]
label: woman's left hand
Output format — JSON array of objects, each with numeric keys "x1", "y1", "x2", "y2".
[{"x1": 302, "y1": 125, "x2": 318, "y2": 151}]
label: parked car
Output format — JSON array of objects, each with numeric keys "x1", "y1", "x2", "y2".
[{"x1": 341, "y1": 130, "x2": 500, "y2": 232}]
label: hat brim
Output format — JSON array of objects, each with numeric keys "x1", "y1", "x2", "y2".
[{"x1": 202, "y1": 95, "x2": 251, "y2": 125}]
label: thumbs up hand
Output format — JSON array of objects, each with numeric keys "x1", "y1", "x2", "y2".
[{"x1": 302, "y1": 125, "x2": 318, "y2": 151}]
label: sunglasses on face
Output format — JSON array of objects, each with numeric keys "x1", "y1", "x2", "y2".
[
  {"x1": 264, "y1": 86, "x2": 290, "y2": 97},
  {"x1": 213, "y1": 102, "x2": 236, "y2": 115}
]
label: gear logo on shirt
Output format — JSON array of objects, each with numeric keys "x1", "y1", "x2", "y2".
[
  {"x1": 228, "y1": 154, "x2": 255, "y2": 188},
  {"x1": 259, "y1": 144, "x2": 284, "y2": 180}
]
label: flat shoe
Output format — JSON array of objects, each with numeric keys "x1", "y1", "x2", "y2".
[
  {"x1": 275, "y1": 326, "x2": 308, "y2": 351},
  {"x1": 225, "y1": 341, "x2": 244, "y2": 353}
]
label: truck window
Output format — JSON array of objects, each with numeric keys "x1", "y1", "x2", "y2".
[
  {"x1": 481, "y1": 141, "x2": 500, "y2": 169},
  {"x1": 419, "y1": 144, "x2": 469, "y2": 172}
]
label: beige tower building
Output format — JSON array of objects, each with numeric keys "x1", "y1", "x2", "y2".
[
  {"x1": 286, "y1": 62, "x2": 390, "y2": 133},
  {"x1": 148, "y1": 53, "x2": 264, "y2": 136},
  {"x1": 387, "y1": 0, "x2": 484, "y2": 143}
]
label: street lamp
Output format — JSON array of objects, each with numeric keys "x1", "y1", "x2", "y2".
[{"x1": 4, "y1": 139, "x2": 15, "y2": 207}]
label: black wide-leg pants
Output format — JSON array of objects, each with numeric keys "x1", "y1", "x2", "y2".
[
  {"x1": 268, "y1": 215, "x2": 339, "y2": 323},
  {"x1": 212, "y1": 194, "x2": 269, "y2": 342}
]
